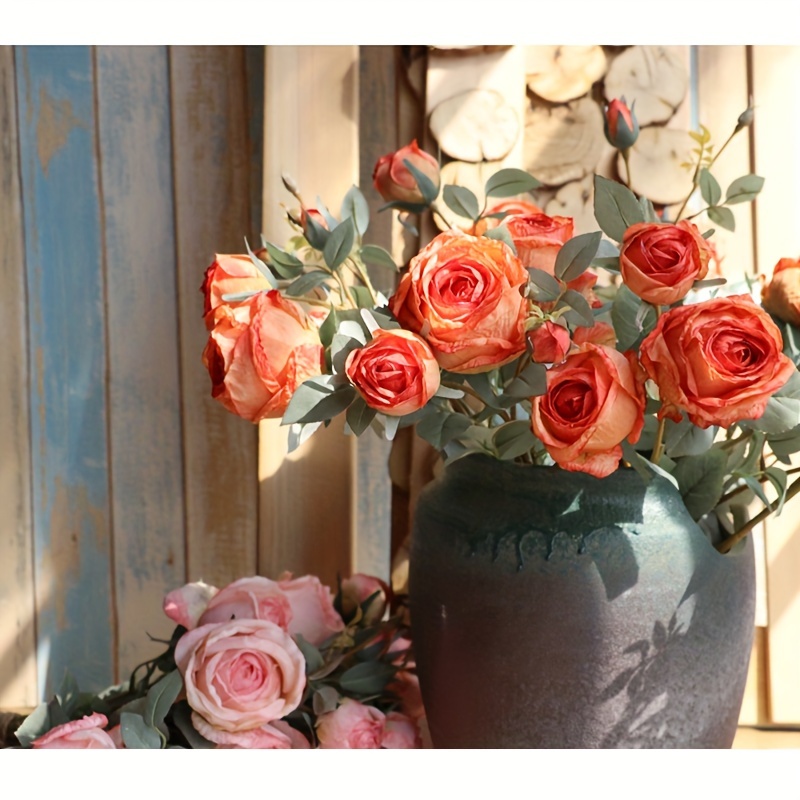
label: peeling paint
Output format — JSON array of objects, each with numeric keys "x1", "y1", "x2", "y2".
[{"x1": 36, "y1": 85, "x2": 83, "y2": 177}]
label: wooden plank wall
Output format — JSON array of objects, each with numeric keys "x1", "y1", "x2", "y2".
[{"x1": 0, "y1": 45, "x2": 264, "y2": 704}]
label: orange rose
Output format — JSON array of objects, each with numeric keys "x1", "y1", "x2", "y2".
[
  {"x1": 388, "y1": 230, "x2": 529, "y2": 374},
  {"x1": 573, "y1": 321, "x2": 616, "y2": 348},
  {"x1": 474, "y1": 198, "x2": 544, "y2": 235},
  {"x1": 528, "y1": 321, "x2": 571, "y2": 364},
  {"x1": 202, "y1": 290, "x2": 323, "y2": 422},
  {"x1": 345, "y1": 329, "x2": 440, "y2": 416},
  {"x1": 640, "y1": 295, "x2": 796, "y2": 428},
  {"x1": 531, "y1": 344, "x2": 646, "y2": 478},
  {"x1": 619, "y1": 220, "x2": 710, "y2": 306},
  {"x1": 201, "y1": 253, "x2": 274, "y2": 330},
  {"x1": 372, "y1": 140, "x2": 440, "y2": 205},
  {"x1": 504, "y1": 213, "x2": 574, "y2": 273},
  {"x1": 761, "y1": 257, "x2": 800, "y2": 326}
]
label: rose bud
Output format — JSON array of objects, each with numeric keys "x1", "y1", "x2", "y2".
[
  {"x1": 372, "y1": 140, "x2": 440, "y2": 205},
  {"x1": 761, "y1": 257, "x2": 800, "y2": 327},
  {"x1": 345, "y1": 328, "x2": 440, "y2": 416},
  {"x1": 619, "y1": 220, "x2": 711, "y2": 306},
  {"x1": 603, "y1": 97, "x2": 639, "y2": 150},
  {"x1": 531, "y1": 343, "x2": 646, "y2": 479},
  {"x1": 504, "y1": 213, "x2": 574, "y2": 274},
  {"x1": 300, "y1": 207, "x2": 329, "y2": 233},
  {"x1": 528, "y1": 321, "x2": 571, "y2": 364},
  {"x1": 640, "y1": 294, "x2": 796, "y2": 429}
]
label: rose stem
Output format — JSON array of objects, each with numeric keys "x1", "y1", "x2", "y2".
[
  {"x1": 649, "y1": 304, "x2": 668, "y2": 465},
  {"x1": 716, "y1": 475, "x2": 800, "y2": 554},
  {"x1": 620, "y1": 147, "x2": 632, "y2": 187}
]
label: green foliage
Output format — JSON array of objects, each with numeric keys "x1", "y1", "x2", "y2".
[
  {"x1": 611, "y1": 284, "x2": 657, "y2": 350},
  {"x1": 554, "y1": 231, "x2": 602, "y2": 282},
  {"x1": 484, "y1": 168, "x2": 542, "y2": 197},
  {"x1": 443, "y1": 185, "x2": 480, "y2": 221},
  {"x1": 593, "y1": 175, "x2": 645, "y2": 242},
  {"x1": 402, "y1": 158, "x2": 439, "y2": 205},
  {"x1": 672, "y1": 449, "x2": 728, "y2": 521},
  {"x1": 323, "y1": 217, "x2": 356, "y2": 270}
]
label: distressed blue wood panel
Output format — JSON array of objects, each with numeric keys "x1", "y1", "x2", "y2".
[
  {"x1": 96, "y1": 46, "x2": 186, "y2": 680},
  {"x1": 15, "y1": 45, "x2": 114, "y2": 697}
]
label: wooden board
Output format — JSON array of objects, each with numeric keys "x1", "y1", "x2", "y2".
[
  {"x1": 0, "y1": 46, "x2": 38, "y2": 708},
  {"x1": 750, "y1": 45, "x2": 800, "y2": 723},
  {"x1": 258, "y1": 46, "x2": 359, "y2": 588},
  {"x1": 15, "y1": 45, "x2": 114, "y2": 696},
  {"x1": 95, "y1": 46, "x2": 187, "y2": 678},
  {"x1": 169, "y1": 46, "x2": 259, "y2": 587}
]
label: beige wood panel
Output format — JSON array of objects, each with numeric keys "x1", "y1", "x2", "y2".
[
  {"x1": 695, "y1": 46, "x2": 756, "y2": 281},
  {"x1": 258, "y1": 46, "x2": 359, "y2": 587},
  {"x1": 96, "y1": 46, "x2": 187, "y2": 678},
  {"x1": 751, "y1": 45, "x2": 800, "y2": 723},
  {"x1": 738, "y1": 628, "x2": 769, "y2": 726},
  {"x1": 0, "y1": 46, "x2": 37, "y2": 708},
  {"x1": 170, "y1": 46, "x2": 259, "y2": 587}
]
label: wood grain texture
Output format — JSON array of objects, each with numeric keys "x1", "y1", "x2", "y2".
[
  {"x1": 15, "y1": 45, "x2": 114, "y2": 696},
  {"x1": 258, "y1": 46, "x2": 359, "y2": 587},
  {"x1": 96, "y1": 46, "x2": 186, "y2": 678},
  {"x1": 169, "y1": 46, "x2": 259, "y2": 587},
  {"x1": 0, "y1": 46, "x2": 38, "y2": 708},
  {"x1": 751, "y1": 45, "x2": 800, "y2": 723},
  {"x1": 695, "y1": 46, "x2": 755, "y2": 281}
]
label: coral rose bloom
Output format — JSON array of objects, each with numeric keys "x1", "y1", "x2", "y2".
[
  {"x1": 762, "y1": 257, "x2": 800, "y2": 327},
  {"x1": 640, "y1": 294, "x2": 796, "y2": 428},
  {"x1": 202, "y1": 290, "x2": 323, "y2": 422},
  {"x1": 345, "y1": 329, "x2": 440, "y2": 416},
  {"x1": 504, "y1": 213, "x2": 574, "y2": 273},
  {"x1": 531, "y1": 344, "x2": 645, "y2": 478},
  {"x1": 619, "y1": 220, "x2": 710, "y2": 306},
  {"x1": 201, "y1": 253, "x2": 274, "y2": 330},
  {"x1": 316, "y1": 698, "x2": 420, "y2": 749},
  {"x1": 176, "y1": 618, "x2": 306, "y2": 735},
  {"x1": 389, "y1": 230, "x2": 528, "y2": 373},
  {"x1": 32, "y1": 713, "x2": 116, "y2": 749}
]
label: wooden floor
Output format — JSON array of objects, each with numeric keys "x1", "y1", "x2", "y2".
[{"x1": 733, "y1": 727, "x2": 800, "y2": 748}]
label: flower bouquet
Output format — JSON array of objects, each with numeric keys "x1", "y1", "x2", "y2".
[
  {"x1": 201, "y1": 99, "x2": 800, "y2": 557},
  {"x1": 11, "y1": 573, "x2": 423, "y2": 749}
]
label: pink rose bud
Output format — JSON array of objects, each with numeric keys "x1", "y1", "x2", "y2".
[
  {"x1": 340, "y1": 573, "x2": 390, "y2": 624},
  {"x1": 528, "y1": 321, "x2": 571, "y2": 364},
  {"x1": 32, "y1": 713, "x2": 117, "y2": 749},
  {"x1": 163, "y1": 580, "x2": 219, "y2": 630},
  {"x1": 372, "y1": 140, "x2": 440, "y2": 205},
  {"x1": 604, "y1": 97, "x2": 639, "y2": 150}
]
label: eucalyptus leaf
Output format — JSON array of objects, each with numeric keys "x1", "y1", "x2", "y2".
[
  {"x1": 725, "y1": 174, "x2": 764, "y2": 204},
  {"x1": 14, "y1": 703, "x2": 50, "y2": 747},
  {"x1": 505, "y1": 361, "x2": 547, "y2": 398},
  {"x1": 698, "y1": 168, "x2": 722, "y2": 207},
  {"x1": 323, "y1": 217, "x2": 356, "y2": 270},
  {"x1": 346, "y1": 396, "x2": 377, "y2": 436},
  {"x1": 611, "y1": 284, "x2": 657, "y2": 350},
  {"x1": 172, "y1": 701, "x2": 215, "y2": 749},
  {"x1": 672, "y1": 449, "x2": 727, "y2": 521},
  {"x1": 294, "y1": 634, "x2": 325, "y2": 675},
  {"x1": 244, "y1": 238, "x2": 278, "y2": 287},
  {"x1": 484, "y1": 168, "x2": 542, "y2": 197},
  {"x1": 304, "y1": 214, "x2": 331, "y2": 250},
  {"x1": 593, "y1": 175, "x2": 646, "y2": 242},
  {"x1": 416, "y1": 410, "x2": 472, "y2": 450},
  {"x1": 360, "y1": 244, "x2": 397, "y2": 272},
  {"x1": 638, "y1": 196, "x2": 659, "y2": 223},
  {"x1": 287, "y1": 421, "x2": 322, "y2": 453},
  {"x1": 664, "y1": 418, "x2": 719, "y2": 459},
  {"x1": 285, "y1": 270, "x2": 332, "y2": 298},
  {"x1": 764, "y1": 466, "x2": 789, "y2": 516},
  {"x1": 561, "y1": 289, "x2": 595, "y2": 327},
  {"x1": 263, "y1": 241, "x2": 304, "y2": 279},
  {"x1": 767, "y1": 423, "x2": 800, "y2": 458},
  {"x1": 312, "y1": 686, "x2": 340, "y2": 717},
  {"x1": 282, "y1": 376, "x2": 356, "y2": 425},
  {"x1": 492, "y1": 420, "x2": 538, "y2": 460},
  {"x1": 707, "y1": 205, "x2": 736, "y2": 232},
  {"x1": 340, "y1": 185, "x2": 370, "y2": 235},
  {"x1": 742, "y1": 371, "x2": 800, "y2": 434},
  {"x1": 121, "y1": 712, "x2": 162, "y2": 749},
  {"x1": 527, "y1": 267, "x2": 562, "y2": 303},
  {"x1": 443, "y1": 184, "x2": 480, "y2": 221},
  {"x1": 484, "y1": 224, "x2": 517, "y2": 254},
  {"x1": 339, "y1": 661, "x2": 397, "y2": 696},
  {"x1": 554, "y1": 231, "x2": 602, "y2": 282},
  {"x1": 144, "y1": 670, "x2": 183, "y2": 729}
]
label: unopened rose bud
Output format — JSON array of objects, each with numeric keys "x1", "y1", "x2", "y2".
[
  {"x1": 372, "y1": 139, "x2": 440, "y2": 205},
  {"x1": 300, "y1": 207, "x2": 329, "y2": 233},
  {"x1": 762, "y1": 257, "x2": 800, "y2": 327},
  {"x1": 735, "y1": 103, "x2": 755, "y2": 132},
  {"x1": 603, "y1": 97, "x2": 639, "y2": 151},
  {"x1": 282, "y1": 172, "x2": 300, "y2": 197},
  {"x1": 528, "y1": 320, "x2": 571, "y2": 364}
]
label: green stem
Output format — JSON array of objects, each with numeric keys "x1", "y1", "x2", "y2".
[
  {"x1": 430, "y1": 202, "x2": 456, "y2": 230},
  {"x1": 346, "y1": 256, "x2": 380, "y2": 306},
  {"x1": 620, "y1": 147, "x2": 632, "y2": 187},
  {"x1": 649, "y1": 305, "x2": 668, "y2": 466}
]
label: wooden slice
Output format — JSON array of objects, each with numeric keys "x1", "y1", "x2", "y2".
[
  {"x1": 621, "y1": 126, "x2": 694, "y2": 205},
  {"x1": 545, "y1": 176, "x2": 598, "y2": 237},
  {"x1": 429, "y1": 88, "x2": 520, "y2": 162},
  {"x1": 525, "y1": 45, "x2": 607, "y2": 103},
  {"x1": 604, "y1": 46, "x2": 688, "y2": 125},
  {"x1": 523, "y1": 95, "x2": 605, "y2": 187}
]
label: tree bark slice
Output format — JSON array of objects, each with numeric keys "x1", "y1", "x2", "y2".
[
  {"x1": 526, "y1": 45, "x2": 608, "y2": 103},
  {"x1": 604, "y1": 46, "x2": 688, "y2": 125},
  {"x1": 621, "y1": 126, "x2": 694, "y2": 205},
  {"x1": 429, "y1": 88, "x2": 520, "y2": 162},
  {"x1": 523, "y1": 96, "x2": 605, "y2": 187}
]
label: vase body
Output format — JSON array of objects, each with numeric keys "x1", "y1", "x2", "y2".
[{"x1": 408, "y1": 454, "x2": 755, "y2": 748}]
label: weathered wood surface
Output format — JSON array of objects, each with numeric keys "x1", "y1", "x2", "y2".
[{"x1": 0, "y1": 46, "x2": 38, "y2": 709}]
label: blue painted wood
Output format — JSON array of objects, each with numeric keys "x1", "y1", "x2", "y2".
[
  {"x1": 15, "y1": 45, "x2": 114, "y2": 698},
  {"x1": 96, "y1": 46, "x2": 187, "y2": 680}
]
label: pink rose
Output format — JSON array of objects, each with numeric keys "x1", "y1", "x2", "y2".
[
  {"x1": 198, "y1": 576, "x2": 293, "y2": 631},
  {"x1": 193, "y1": 715, "x2": 311, "y2": 749},
  {"x1": 163, "y1": 580, "x2": 219, "y2": 630},
  {"x1": 175, "y1": 618, "x2": 306, "y2": 734},
  {"x1": 316, "y1": 698, "x2": 420, "y2": 749},
  {"x1": 200, "y1": 252, "x2": 274, "y2": 330},
  {"x1": 202, "y1": 290, "x2": 324, "y2": 422},
  {"x1": 372, "y1": 140, "x2": 440, "y2": 205},
  {"x1": 31, "y1": 713, "x2": 116, "y2": 749},
  {"x1": 277, "y1": 573, "x2": 345, "y2": 646},
  {"x1": 531, "y1": 343, "x2": 646, "y2": 478},
  {"x1": 389, "y1": 230, "x2": 529, "y2": 373},
  {"x1": 528, "y1": 321, "x2": 571, "y2": 364},
  {"x1": 345, "y1": 329, "x2": 441, "y2": 417}
]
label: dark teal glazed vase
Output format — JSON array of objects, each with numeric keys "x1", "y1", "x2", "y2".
[{"x1": 408, "y1": 454, "x2": 755, "y2": 748}]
